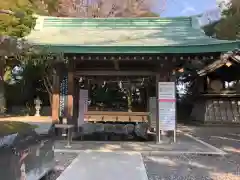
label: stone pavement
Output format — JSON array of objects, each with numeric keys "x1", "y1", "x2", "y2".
[
  {"x1": 54, "y1": 131, "x2": 226, "y2": 155},
  {"x1": 49, "y1": 127, "x2": 239, "y2": 180},
  {"x1": 56, "y1": 151, "x2": 148, "y2": 180}
]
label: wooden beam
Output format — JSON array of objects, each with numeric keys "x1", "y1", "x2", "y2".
[
  {"x1": 197, "y1": 59, "x2": 225, "y2": 76},
  {"x1": 75, "y1": 70, "x2": 156, "y2": 76},
  {"x1": 113, "y1": 60, "x2": 119, "y2": 70}
]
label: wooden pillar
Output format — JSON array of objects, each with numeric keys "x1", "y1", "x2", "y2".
[
  {"x1": 155, "y1": 73, "x2": 160, "y2": 143},
  {"x1": 67, "y1": 71, "x2": 74, "y2": 118},
  {"x1": 52, "y1": 72, "x2": 60, "y2": 122}
]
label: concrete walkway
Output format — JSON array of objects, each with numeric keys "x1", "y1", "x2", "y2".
[{"x1": 56, "y1": 152, "x2": 148, "y2": 180}]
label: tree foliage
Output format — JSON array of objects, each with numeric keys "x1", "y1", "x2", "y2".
[
  {"x1": 204, "y1": 0, "x2": 240, "y2": 40},
  {"x1": 0, "y1": 0, "x2": 51, "y2": 38},
  {"x1": 0, "y1": 0, "x2": 158, "y2": 39}
]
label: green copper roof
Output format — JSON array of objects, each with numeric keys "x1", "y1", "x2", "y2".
[{"x1": 25, "y1": 16, "x2": 240, "y2": 54}]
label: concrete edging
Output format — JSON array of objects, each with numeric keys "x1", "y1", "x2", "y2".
[
  {"x1": 54, "y1": 130, "x2": 227, "y2": 156},
  {"x1": 54, "y1": 148, "x2": 226, "y2": 156}
]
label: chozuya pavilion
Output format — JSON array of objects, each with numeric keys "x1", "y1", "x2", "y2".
[{"x1": 25, "y1": 15, "x2": 239, "y2": 139}]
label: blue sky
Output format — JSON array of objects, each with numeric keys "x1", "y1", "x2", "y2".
[{"x1": 154, "y1": 0, "x2": 219, "y2": 17}]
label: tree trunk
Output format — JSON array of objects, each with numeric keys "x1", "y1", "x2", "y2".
[
  {"x1": 127, "y1": 89, "x2": 132, "y2": 112},
  {"x1": 43, "y1": 74, "x2": 53, "y2": 106},
  {"x1": 0, "y1": 58, "x2": 5, "y2": 114},
  {"x1": 48, "y1": 91, "x2": 53, "y2": 107}
]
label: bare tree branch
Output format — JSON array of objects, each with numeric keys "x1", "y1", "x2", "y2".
[
  {"x1": 57, "y1": 0, "x2": 158, "y2": 17},
  {"x1": 43, "y1": 75, "x2": 53, "y2": 105}
]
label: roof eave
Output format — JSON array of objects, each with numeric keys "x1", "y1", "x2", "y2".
[{"x1": 27, "y1": 41, "x2": 240, "y2": 54}]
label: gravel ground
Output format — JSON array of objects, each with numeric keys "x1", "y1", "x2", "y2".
[
  {"x1": 144, "y1": 126, "x2": 240, "y2": 180},
  {"x1": 179, "y1": 126, "x2": 240, "y2": 164},
  {"x1": 143, "y1": 154, "x2": 240, "y2": 180}
]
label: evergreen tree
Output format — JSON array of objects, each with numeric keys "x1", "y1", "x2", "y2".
[{"x1": 204, "y1": 0, "x2": 240, "y2": 40}]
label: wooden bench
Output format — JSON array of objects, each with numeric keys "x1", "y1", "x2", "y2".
[{"x1": 84, "y1": 111, "x2": 149, "y2": 123}]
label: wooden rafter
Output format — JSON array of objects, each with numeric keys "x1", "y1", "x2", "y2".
[
  {"x1": 74, "y1": 70, "x2": 155, "y2": 76},
  {"x1": 197, "y1": 59, "x2": 227, "y2": 76},
  {"x1": 197, "y1": 49, "x2": 240, "y2": 76},
  {"x1": 66, "y1": 53, "x2": 219, "y2": 62}
]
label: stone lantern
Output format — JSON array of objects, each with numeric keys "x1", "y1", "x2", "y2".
[{"x1": 34, "y1": 97, "x2": 42, "y2": 116}]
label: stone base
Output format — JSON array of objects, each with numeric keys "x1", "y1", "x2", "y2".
[{"x1": 79, "y1": 122, "x2": 149, "y2": 139}]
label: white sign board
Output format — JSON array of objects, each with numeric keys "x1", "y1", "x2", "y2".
[
  {"x1": 78, "y1": 89, "x2": 88, "y2": 127},
  {"x1": 158, "y1": 82, "x2": 176, "y2": 131},
  {"x1": 158, "y1": 82, "x2": 175, "y2": 99}
]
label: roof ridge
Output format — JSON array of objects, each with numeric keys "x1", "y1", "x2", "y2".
[
  {"x1": 35, "y1": 15, "x2": 193, "y2": 30},
  {"x1": 39, "y1": 15, "x2": 191, "y2": 20}
]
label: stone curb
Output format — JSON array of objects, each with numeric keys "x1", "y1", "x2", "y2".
[
  {"x1": 54, "y1": 130, "x2": 227, "y2": 157},
  {"x1": 54, "y1": 149, "x2": 226, "y2": 156},
  {"x1": 141, "y1": 150, "x2": 226, "y2": 156}
]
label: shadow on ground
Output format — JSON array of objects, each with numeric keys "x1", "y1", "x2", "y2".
[
  {"x1": 55, "y1": 131, "x2": 222, "y2": 155},
  {"x1": 143, "y1": 154, "x2": 240, "y2": 180},
  {"x1": 178, "y1": 124, "x2": 240, "y2": 155}
]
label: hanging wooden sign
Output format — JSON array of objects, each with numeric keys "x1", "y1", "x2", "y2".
[{"x1": 59, "y1": 74, "x2": 68, "y2": 117}]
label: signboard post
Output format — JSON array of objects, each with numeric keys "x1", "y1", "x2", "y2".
[
  {"x1": 158, "y1": 82, "x2": 176, "y2": 143},
  {"x1": 148, "y1": 97, "x2": 157, "y2": 131}
]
